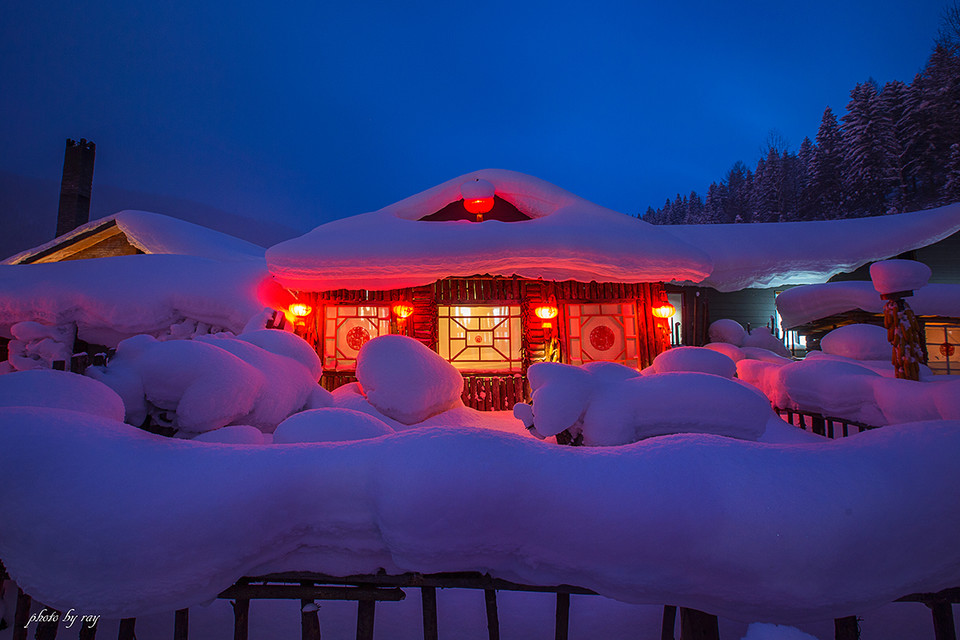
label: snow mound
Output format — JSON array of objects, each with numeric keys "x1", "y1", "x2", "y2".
[
  {"x1": 820, "y1": 324, "x2": 891, "y2": 361},
  {"x1": 238, "y1": 329, "x2": 323, "y2": 380},
  {"x1": 4, "y1": 410, "x2": 959, "y2": 622},
  {"x1": 704, "y1": 342, "x2": 746, "y2": 362},
  {"x1": 5, "y1": 321, "x2": 74, "y2": 371},
  {"x1": 355, "y1": 335, "x2": 464, "y2": 424},
  {"x1": 742, "y1": 327, "x2": 791, "y2": 357},
  {"x1": 192, "y1": 425, "x2": 265, "y2": 445},
  {"x1": 273, "y1": 408, "x2": 394, "y2": 444},
  {"x1": 525, "y1": 362, "x2": 769, "y2": 444},
  {"x1": 304, "y1": 385, "x2": 335, "y2": 410},
  {"x1": 0, "y1": 369, "x2": 125, "y2": 422},
  {"x1": 709, "y1": 319, "x2": 747, "y2": 346},
  {"x1": 742, "y1": 623, "x2": 821, "y2": 640},
  {"x1": 88, "y1": 332, "x2": 315, "y2": 433},
  {"x1": 653, "y1": 346, "x2": 737, "y2": 378},
  {"x1": 869, "y1": 259, "x2": 932, "y2": 295}
]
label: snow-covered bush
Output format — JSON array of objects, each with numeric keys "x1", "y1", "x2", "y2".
[
  {"x1": 273, "y1": 408, "x2": 394, "y2": 444},
  {"x1": 709, "y1": 318, "x2": 747, "y2": 346},
  {"x1": 355, "y1": 335, "x2": 464, "y2": 424},
  {"x1": 5, "y1": 321, "x2": 74, "y2": 371},
  {"x1": 653, "y1": 346, "x2": 737, "y2": 378},
  {"x1": 820, "y1": 324, "x2": 890, "y2": 361},
  {"x1": 704, "y1": 341, "x2": 746, "y2": 362},
  {"x1": 0, "y1": 369, "x2": 125, "y2": 422},
  {"x1": 742, "y1": 326, "x2": 791, "y2": 357},
  {"x1": 87, "y1": 331, "x2": 317, "y2": 434},
  {"x1": 191, "y1": 425, "x2": 265, "y2": 444},
  {"x1": 520, "y1": 361, "x2": 770, "y2": 445}
]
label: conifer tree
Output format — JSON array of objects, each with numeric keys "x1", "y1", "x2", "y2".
[
  {"x1": 842, "y1": 80, "x2": 897, "y2": 215},
  {"x1": 809, "y1": 107, "x2": 844, "y2": 219}
]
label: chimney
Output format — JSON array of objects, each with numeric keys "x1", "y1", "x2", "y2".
[{"x1": 56, "y1": 138, "x2": 96, "y2": 237}]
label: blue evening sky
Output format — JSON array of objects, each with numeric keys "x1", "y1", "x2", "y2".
[{"x1": 0, "y1": 1, "x2": 950, "y2": 232}]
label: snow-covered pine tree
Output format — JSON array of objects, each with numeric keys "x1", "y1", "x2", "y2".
[
  {"x1": 944, "y1": 143, "x2": 960, "y2": 202},
  {"x1": 686, "y1": 190, "x2": 705, "y2": 223},
  {"x1": 809, "y1": 107, "x2": 844, "y2": 219},
  {"x1": 797, "y1": 136, "x2": 816, "y2": 219},
  {"x1": 842, "y1": 80, "x2": 897, "y2": 216}
]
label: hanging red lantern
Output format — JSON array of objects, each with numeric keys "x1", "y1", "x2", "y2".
[
  {"x1": 652, "y1": 302, "x2": 675, "y2": 319},
  {"x1": 392, "y1": 302, "x2": 414, "y2": 319},
  {"x1": 461, "y1": 178, "x2": 496, "y2": 219},
  {"x1": 288, "y1": 303, "x2": 312, "y2": 318},
  {"x1": 534, "y1": 300, "x2": 559, "y2": 321}
]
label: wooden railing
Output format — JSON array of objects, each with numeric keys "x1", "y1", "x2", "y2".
[
  {"x1": 774, "y1": 407, "x2": 879, "y2": 438},
  {"x1": 7, "y1": 573, "x2": 959, "y2": 640}
]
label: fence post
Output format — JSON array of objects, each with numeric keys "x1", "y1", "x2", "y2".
[
  {"x1": 421, "y1": 587, "x2": 438, "y2": 640},
  {"x1": 357, "y1": 600, "x2": 376, "y2": 640},
  {"x1": 174, "y1": 608, "x2": 189, "y2": 640},
  {"x1": 118, "y1": 618, "x2": 136, "y2": 640},
  {"x1": 679, "y1": 607, "x2": 719, "y2": 640},
  {"x1": 300, "y1": 581, "x2": 321, "y2": 640},
  {"x1": 929, "y1": 602, "x2": 957, "y2": 640},
  {"x1": 12, "y1": 588, "x2": 31, "y2": 640},
  {"x1": 35, "y1": 609, "x2": 60, "y2": 640},
  {"x1": 661, "y1": 605, "x2": 677, "y2": 640},
  {"x1": 834, "y1": 615, "x2": 859, "y2": 640},
  {"x1": 231, "y1": 599, "x2": 249, "y2": 640},
  {"x1": 555, "y1": 592, "x2": 570, "y2": 640},
  {"x1": 484, "y1": 590, "x2": 500, "y2": 640}
]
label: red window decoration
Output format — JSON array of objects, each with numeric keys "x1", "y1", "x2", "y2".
[
  {"x1": 323, "y1": 305, "x2": 391, "y2": 371},
  {"x1": 925, "y1": 323, "x2": 960, "y2": 375},
  {"x1": 438, "y1": 305, "x2": 523, "y2": 372},
  {"x1": 565, "y1": 303, "x2": 641, "y2": 367}
]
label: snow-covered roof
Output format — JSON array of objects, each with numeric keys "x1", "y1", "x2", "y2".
[
  {"x1": 664, "y1": 203, "x2": 960, "y2": 292},
  {"x1": 266, "y1": 169, "x2": 713, "y2": 291},
  {"x1": 776, "y1": 281, "x2": 960, "y2": 329},
  {"x1": 3, "y1": 210, "x2": 265, "y2": 265},
  {"x1": 0, "y1": 254, "x2": 270, "y2": 345}
]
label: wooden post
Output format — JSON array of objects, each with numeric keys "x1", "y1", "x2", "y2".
[
  {"x1": 661, "y1": 605, "x2": 677, "y2": 640},
  {"x1": 35, "y1": 609, "x2": 61, "y2": 640},
  {"x1": 929, "y1": 602, "x2": 957, "y2": 640},
  {"x1": 421, "y1": 586, "x2": 438, "y2": 640},
  {"x1": 484, "y1": 590, "x2": 500, "y2": 640},
  {"x1": 555, "y1": 592, "x2": 570, "y2": 640},
  {"x1": 301, "y1": 580, "x2": 321, "y2": 640},
  {"x1": 812, "y1": 414, "x2": 826, "y2": 437},
  {"x1": 356, "y1": 600, "x2": 375, "y2": 640},
  {"x1": 679, "y1": 607, "x2": 719, "y2": 640},
  {"x1": 174, "y1": 608, "x2": 189, "y2": 640},
  {"x1": 231, "y1": 599, "x2": 249, "y2": 640},
  {"x1": 834, "y1": 615, "x2": 859, "y2": 640},
  {"x1": 117, "y1": 618, "x2": 136, "y2": 640},
  {"x1": 12, "y1": 589, "x2": 31, "y2": 640},
  {"x1": 78, "y1": 621, "x2": 98, "y2": 640}
]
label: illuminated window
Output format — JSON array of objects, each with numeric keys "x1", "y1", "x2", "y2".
[
  {"x1": 324, "y1": 305, "x2": 391, "y2": 371},
  {"x1": 565, "y1": 303, "x2": 640, "y2": 367},
  {"x1": 438, "y1": 305, "x2": 522, "y2": 372},
  {"x1": 925, "y1": 323, "x2": 960, "y2": 375},
  {"x1": 667, "y1": 292, "x2": 683, "y2": 346}
]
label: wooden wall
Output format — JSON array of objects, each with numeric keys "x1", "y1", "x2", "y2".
[{"x1": 304, "y1": 276, "x2": 669, "y2": 410}]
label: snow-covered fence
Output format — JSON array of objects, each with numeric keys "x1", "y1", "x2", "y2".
[{"x1": 774, "y1": 407, "x2": 879, "y2": 438}]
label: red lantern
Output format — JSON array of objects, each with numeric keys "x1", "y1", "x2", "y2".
[
  {"x1": 461, "y1": 178, "x2": 496, "y2": 220},
  {"x1": 289, "y1": 303, "x2": 312, "y2": 317},
  {"x1": 463, "y1": 197, "x2": 495, "y2": 215},
  {"x1": 392, "y1": 302, "x2": 414, "y2": 319},
  {"x1": 652, "y1": 302, "x2": 675, "y2": 319},
  {"x1": 534, "y1": 301, "x2": 559, "y2": 321}
]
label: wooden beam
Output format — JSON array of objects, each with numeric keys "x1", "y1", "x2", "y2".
[
  {"x1": 679, "y1": 607, "x2": 719, "y2": 640},
  {"x1": 231, "y1": 599, "x2": 249, "y2": 640},
  {"x1": 484, "y1": 590, "x2": 500, "y2": 640},
  {"x1": 174, "y1": 608, "x2": 189, "y2": 640},
  {"x1": 834, "y1": 615, "x2": 859, "y2": 640},
  {"x1": 555, "y1": 592, "x2": 570, "y2": 640},
  {"x1": 421, "y1": 586, "x2": 438, "y2": 640},
  {"x1": 356, "y1": 600, "x2": 376, "y2": 640},
  {"x1": 661, "y1": 605, "x2": 677, "y2": 640}
]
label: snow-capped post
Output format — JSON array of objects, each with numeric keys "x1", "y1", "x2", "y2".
[{"x1": 869, "y1": 260, "x2": 932, "y2": 381}]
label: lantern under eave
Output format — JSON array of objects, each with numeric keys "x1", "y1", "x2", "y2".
[
  {"x1": 460, "y1": 178, "x2": 496, "y2": 220},
  {"x1": 652, "y1": 302, "x2": 676, "y2": 318}
]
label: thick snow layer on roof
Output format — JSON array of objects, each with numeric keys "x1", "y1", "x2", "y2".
[
  {"x1": 776, "y1": 281, "x2": 960, "y2": 328},
  {"x1": 267, "y1": 169, "x2": 712, "y2": 291},
  {"x1": 2, "y1": 409, "x2": 959, "y2": 623},
  {"x1": 3, "y1": 210, "x2": 265, "y2": 265},
  {"x1": 0, "y1": 254, "x2": 270, "y2": 344},
  {"x1": 665, "y1": 203, "x2": 960, "y2": 292}
]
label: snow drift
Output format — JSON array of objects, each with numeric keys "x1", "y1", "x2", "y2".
[{"x1": 1, "y1": 409, "x2": 959, "y2": 625}]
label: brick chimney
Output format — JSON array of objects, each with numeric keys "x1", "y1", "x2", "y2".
[{"x1": 56, "y1": 138, "x2": 96, "y2": 237}]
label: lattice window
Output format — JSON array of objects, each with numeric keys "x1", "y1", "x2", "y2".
[
  {"x1": 565, "y1": 303, "x2": 640, "y2": 368},
  {"x1": 438, "y1": 305, "x2": 523, "y2": 372},
  {"x1": 924, "y1": 323, "x2": 960, "y2": 375},
  {"x1": 323, "y1": 305, "x2": 391, "y2": 371}
]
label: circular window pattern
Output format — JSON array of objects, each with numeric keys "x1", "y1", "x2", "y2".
[
  {"x1": 589, "y1": 324, "x2": 616, "y2": 352},
  {"x1": 940, "y1": 342, "x2": 955, "y2": 357},
  {"x1": 346, "y1": 325, "x2": 371, "y2": 351}
]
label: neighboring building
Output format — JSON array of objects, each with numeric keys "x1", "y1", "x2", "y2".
[
  {"x1": 266, "y1": 170, "x2": 713, "y2": 408},
  {"x1": 661, "y1": 204, "x2": 960, "y2": 351}
]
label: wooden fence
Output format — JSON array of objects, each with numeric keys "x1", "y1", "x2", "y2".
[
  {"x1": 774, "y1": 407, "x2": 878, "y2": 438},
  {"x1": 6, "y1": 572, "x2": 958, "y2": 640}
]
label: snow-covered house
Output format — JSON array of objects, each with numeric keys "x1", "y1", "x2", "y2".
[{"x1": 266, "y1": 170, "x2": 713, "y2": 408}]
